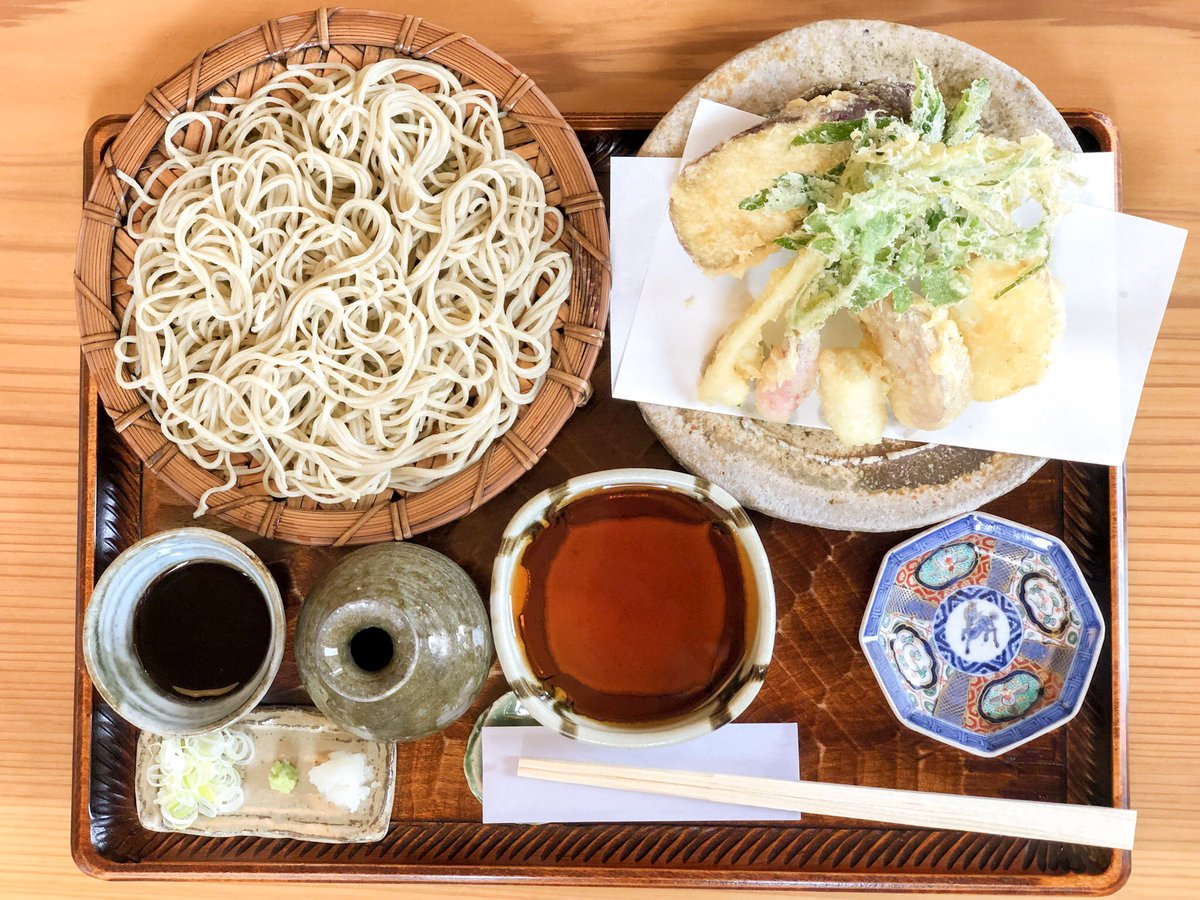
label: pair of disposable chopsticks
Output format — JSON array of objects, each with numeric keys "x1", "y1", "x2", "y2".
[{"x1": 517, "y1": 758, "x2": 1136, "y2": 850}]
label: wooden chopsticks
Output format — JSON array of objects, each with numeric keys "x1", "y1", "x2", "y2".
[{"x1": 517, "y1": 758, "x2": 1136, "y2": 850}]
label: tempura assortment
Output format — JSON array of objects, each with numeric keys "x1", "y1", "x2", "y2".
[{"x1": 670, "y1": 60, "x2": 1077, "y2": 445}]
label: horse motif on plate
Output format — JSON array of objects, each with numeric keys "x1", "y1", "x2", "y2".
[{"x1": 931, "y1": 586, "x2": 1024, "y2": 676}]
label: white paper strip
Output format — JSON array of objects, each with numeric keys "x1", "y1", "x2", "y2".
[{"x1": 482, "y1": 723, "x2": 800, "y2": 824}]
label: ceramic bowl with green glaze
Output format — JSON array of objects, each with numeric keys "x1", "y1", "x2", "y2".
[{"x1": 296, "y1": 543, "x2": 492, "y2": 743}]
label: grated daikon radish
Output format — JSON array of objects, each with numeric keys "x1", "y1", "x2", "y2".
[{"x1": 307, "y1": 751, "x2": 373, "y2": 812}]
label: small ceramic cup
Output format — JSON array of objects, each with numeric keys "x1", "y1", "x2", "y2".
[
  {"x1": 491, "y1": 468, "x2": 775, "y2": 747},
  {"x1": 83, "y1": 527, "x2": 285, "y2": 735}
]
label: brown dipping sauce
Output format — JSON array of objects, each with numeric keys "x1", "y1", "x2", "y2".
[
  {"x1": 133, "y1": 561, "x2": 272, "y2": 701},
  {"x1": 514, "y1": 487, "x2": 752, "y2": 722}
]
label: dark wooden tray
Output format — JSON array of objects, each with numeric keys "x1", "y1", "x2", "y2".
[{"x1": 73, "y1": 110, "x2": 1129, "y2": 892}]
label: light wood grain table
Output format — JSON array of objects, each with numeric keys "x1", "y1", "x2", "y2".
[{"x1": 1, "y1": 1, "x2": 1195, "y2": 896}]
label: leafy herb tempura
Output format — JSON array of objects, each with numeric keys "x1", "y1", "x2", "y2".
[
  {"x1": 739, "y1": 60, "x2": 1077, "y2": 332},
  {"x1": 668, "y1": 59, "x2": 1077, "y2": 442}
]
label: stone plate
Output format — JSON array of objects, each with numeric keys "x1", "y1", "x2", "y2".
[
  {"x1": 638, "y1": 19, "x2": 1081, "y2": 531},
  {"x1": 135, "y1": 707, "x2": 396, "y2": 843}
]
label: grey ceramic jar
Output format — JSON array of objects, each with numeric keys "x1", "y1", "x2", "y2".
[{"x1": 295, "y1": 543, "x2": 492, "y2": 742}]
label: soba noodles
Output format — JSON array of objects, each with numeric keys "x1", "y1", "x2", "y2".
[{"x1": 115, "y1": 59, "x2": 571, "y2": 512}]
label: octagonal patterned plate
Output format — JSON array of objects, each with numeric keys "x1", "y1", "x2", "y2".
[{"x1": 860, "y1": 512, "x2": 1105, "y2": 757}]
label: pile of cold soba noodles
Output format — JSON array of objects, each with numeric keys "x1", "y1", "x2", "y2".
[{"x1": 116, "y1": 59, "x2": 571, "y2": 512}]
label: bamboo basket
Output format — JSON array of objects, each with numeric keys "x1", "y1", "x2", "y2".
[{"x1": 74, "y1": 8, "x2": 609, "y2": 545}]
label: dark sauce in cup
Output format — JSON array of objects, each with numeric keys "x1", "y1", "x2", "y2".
[
  {"x1": 133, "y1": 561, "x2": 271, "y2": 701},
  {"x1": 514, "y1": 487, "x2": 752, "y2": 722}
]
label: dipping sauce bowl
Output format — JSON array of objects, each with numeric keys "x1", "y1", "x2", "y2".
[
  {"x1": 82, "y1": 528, "x2": 285, "y2": 735},
  {"x1": 491, "y1": 468, "x2": 775, "y2": 747}
]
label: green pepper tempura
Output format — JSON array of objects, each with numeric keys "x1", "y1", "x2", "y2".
[{"x1": 738, "y1": 59, "x2": 1079, "y2": 332}]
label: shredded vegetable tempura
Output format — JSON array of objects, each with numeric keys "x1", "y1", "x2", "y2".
[{"x1": 738, "y1": 60, "x2": 1080, "y2": 332}]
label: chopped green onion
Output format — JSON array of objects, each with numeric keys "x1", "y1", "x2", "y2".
[{"x1": 145, "y1": 728, "x2": 253, "y2": 828}]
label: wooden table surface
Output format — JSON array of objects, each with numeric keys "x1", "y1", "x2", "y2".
[{"x1": 1, "y1": 0, "x2": 1196, "y2": 896}]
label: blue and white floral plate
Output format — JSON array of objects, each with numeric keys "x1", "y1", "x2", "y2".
[{"x1": 860, "y1": 512, "x2": 1105, "y2": 757}]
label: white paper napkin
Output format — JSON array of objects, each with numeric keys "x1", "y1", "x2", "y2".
[
  {"x1": 482, "y1": 723, "x2": 800, "y2": 823},
  {"x1": 609, "y1": 100, "x2": 1187, "y2": 465}
]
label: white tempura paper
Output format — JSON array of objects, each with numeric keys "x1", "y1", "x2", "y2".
[
  {"x1": 482, "y1": 723, "x2": 800, "y2": 823},
  {"x1": 609, "y1": 156, "x2": 678, "y2": 380},
  {"x1": 610, "y1": 100, "x2": 1187, "y2": 465}
]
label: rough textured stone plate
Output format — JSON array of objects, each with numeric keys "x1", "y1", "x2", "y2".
[
  {"x1": 638, "y1": 19, "x2": 1080, "y2": 531},
  {"x1": 135, "y1": 707, "x2": 396, "y2": 843}
]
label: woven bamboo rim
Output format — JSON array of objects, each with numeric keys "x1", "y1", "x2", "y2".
[{"x1": 74, "y1": 9, "x2": 610, "y2": 546}]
